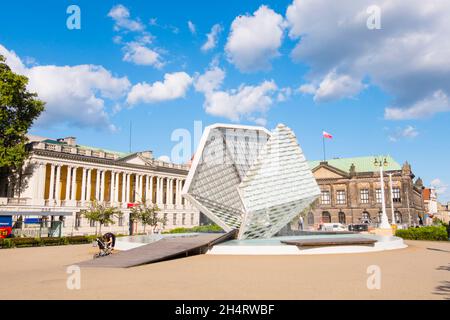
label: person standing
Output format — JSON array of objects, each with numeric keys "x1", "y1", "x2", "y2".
[{"x1": 298, "y1": 216, "x2": 304, "y2": 231}]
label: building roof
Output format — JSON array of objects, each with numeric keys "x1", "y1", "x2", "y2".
[
  {"x1": 38, "y1": 138, "x2": 131, "y2": 158},
  {"x1": 423, "y1": 188, "x2": 431, "y2": 201},
  {"x1": 308, "y1": 155, "x2": 402, "y2": 173}
]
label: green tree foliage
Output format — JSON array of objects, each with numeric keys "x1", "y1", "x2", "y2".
[
  {"x1": 0, "y1": 55, "x2": 44, "y2": 170},
  {"x1": 130, "y1": 201, "x2": 165, "y2": 233},
  {"x1": 81, "y1": 201, "x2": 123, "y2": 235}
]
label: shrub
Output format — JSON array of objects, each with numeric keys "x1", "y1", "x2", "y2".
[
  {"x1": 164, "y1": 224, "x2": 224, "y2": 234},
  {"x1": 395, "y1": 225, "x2": 448, "y2": 241}
]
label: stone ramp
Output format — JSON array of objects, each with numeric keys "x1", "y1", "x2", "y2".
[
  {"x1": 281, "y1": 237, "x2": 377, "y2": 249},
  {"x1": 78, "y1": 231, "x2": 237, "y2": 268}
]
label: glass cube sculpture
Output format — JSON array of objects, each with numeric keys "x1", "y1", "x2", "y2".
[{"x1": 182, "y1": 123, "x2": 320, "y2": 239}]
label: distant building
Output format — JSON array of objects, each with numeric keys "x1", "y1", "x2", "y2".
[
  {"x1": 423, "y1": 188, "x2": 438, "y2": 225},
  {"x1": 436, "y1": 202, "x2": 450, "y2": 224},
  {"x1": 0, "y1": 136, "x2": 199, "y2": 237},
  {"x1": 306, "y1": 156, "x2": 425, "y2": 228}
]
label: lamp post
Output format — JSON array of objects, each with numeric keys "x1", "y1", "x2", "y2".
[
  {"x1": 374, "y1": 157, "x2": 391, "y2": 229},
  {"x1": 388, "y1": 173, "x2": 396, "y2": 225}
]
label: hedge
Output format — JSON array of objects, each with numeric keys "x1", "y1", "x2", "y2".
[
  {"x1": 0, "y1": 236, "x2": 92, "y2": 249},
  {"x1": 395, "y1": 225, "x2": 449, "y2": 241},
  {"x1": 164, "y1": 224, "x2": 224, "y2": 234}
]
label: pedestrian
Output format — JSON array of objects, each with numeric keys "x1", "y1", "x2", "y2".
[{"x1": 298, "y1": 216, "x2": 304, "y2": 231}]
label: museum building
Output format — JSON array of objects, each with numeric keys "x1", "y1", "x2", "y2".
[{"x1": 0, "y1": 135, "x2": 199, "y2": 237}]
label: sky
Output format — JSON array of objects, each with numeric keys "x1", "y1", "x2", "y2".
[{"x1": 0, "y1": 0, "x2": 449, "y2": 202}]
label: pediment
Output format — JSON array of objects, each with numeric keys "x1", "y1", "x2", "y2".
[
  {"x1": 312, "y1": 166, "x2": 348, "y2": 179},
  {"x1": 118, "y1": 153, "x2": 152, "y2": 166}
]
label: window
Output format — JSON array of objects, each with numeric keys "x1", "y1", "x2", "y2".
[
  {"x1": 392, "y1": 187, "x2": 401, "y2": 203},
  {"x1": 307, "y1": 212, "x2": 314, "y2": 225},
  {"x1": 377, "y1": 211, "x2": 383, "y2": 223},
  {"x1": 375, "y1": 188, "x2": 382, "y2": 203},
  {"x1": 89, "y1": 219, "x2": 95, "y2": 228},
  {"x1": 320, "y1": 191, "x2": 331, "y2": 205},
  {"x1": 182, "y1": 214, "x2": 186, "y2": 225},
  {"x1": 191, "y1": 214, "x2": 194, "y2": 225},
  {"x1": 75, "y1": 213, "x2": 81, "y2": 228},
  {"x1": 395, "y1": 211, "x2": 402, "y2": 224},
  {"x1": 360, "y1": 189, "x2": 369, "y2": 204},
  {"x1": 321, "y1": 211, "x2": 331, "y2": 223},
  {"x1": 172, "y1": 214, "x2": 177, "y2": 225},
  {"x1": 361, "y1": 211, "x2": 370, "y2": 223},
  {"x1": 338, "y1": 211, "x2": 346, "y2": 224},
  {"x1": 118, "y1": 215, "x2": 123, "y2": 227},
  {"x1": 336, "y1": 190, "x2": 346, "y2": 205}
]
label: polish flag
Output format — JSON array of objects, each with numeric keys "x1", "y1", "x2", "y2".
[{"x1": 322, "y1": 131, "x2": 333, "y2": 139}]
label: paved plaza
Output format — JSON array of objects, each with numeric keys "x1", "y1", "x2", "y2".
[{"x1": 0, "y1": 240, "x2": 448, "y2": 300}]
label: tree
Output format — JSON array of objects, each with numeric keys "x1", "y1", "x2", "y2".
[
  {"x1": 0, "y1": 55, "x2": 45, "y2": 170},
  {"x1": 81, "y1": 201, "x2": 123, "y2": 235},
  {"x1": 130, "y1": 201, "x2": 166, "y2": 233}
]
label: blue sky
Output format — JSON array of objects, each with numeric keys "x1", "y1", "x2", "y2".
[{"x1": 1, "y1": 0, "x2": 449, "y2": 201}]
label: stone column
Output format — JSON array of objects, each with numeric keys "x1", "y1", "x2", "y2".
[
  {"x1": 165, "y1": 178, "x2": 171, "y2": 204},
  {"x1": 81, "y1": 167, "x2": 87, "y2": 202},
  {"x1": 114, "y1": 172, "x2": 120, "y2": 203},
  {"x1": 55, "y1": 165, "x2": 61, "y2": 201},
  {"x1": 110, "y1": 171, "x2": 115, "y2": 203},
  {"x1": 149, "y1": 175, "x2": 154, "y2": 204},
  {"x1": 155, "y1": 177, "x2": 160, "y2": 204},
  {"x1": 125, "y1": 173, "x2": 131, "y2": 203},
  {"x1": 95, "y1": 169, "x2": 100, "y2": 201},
  {"x1": 71, "y1": 167, "x2": 77, "y2": 201},
  {"x1": 100, "y1": 171, "x2": 106, "y2": 202},
  {"x1": 86, "y1": 168, "x2": 92, "y2": 202},
  {"x1": 48, "y1": 164, "x2": 55, "y2": 200},
  {"x1": 65, "y1": 166, "x2": 72, "y2": 201},
  {"x1": 121, "y1": 173, "x2": 126, "y2": 203},
  {"x1": 37, "y1": 163, "x2": 47, "y2": 200}
]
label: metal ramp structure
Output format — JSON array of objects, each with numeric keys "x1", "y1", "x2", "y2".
[{"x1": 78, "y1": 230, "x2": 237, "y2": 268}]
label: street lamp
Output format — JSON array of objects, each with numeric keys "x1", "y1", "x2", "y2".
[{"x1": 374, "y1": 157, "x2": 391, "y2": 229}]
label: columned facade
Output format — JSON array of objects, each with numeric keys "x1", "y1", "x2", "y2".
[{"x1": 0, "y1": 136, "x2": 199, "y2": 237}]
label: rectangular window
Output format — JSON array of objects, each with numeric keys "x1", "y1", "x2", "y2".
[
  {"x1": 89, "y1": 219, "x2": 95, "y2": 228},
  {"x1": 118, "y1": 215, "x2": 123, "y2": 227},
  {"x1": 172, "y1": 214, "x2": 177, "y2": 225},
  {"x1": 392, "y1": 187, "x2": 401, "y2": 203},
  {"x1": 182, "y1": 214, "x2": 186, "y2": 225},
  {"x1": 375, "y1": 188, "x2": 382, "y2": 203},
  {"x1": 320, "y1": 191, "x2": 331, "y2": 205},
  {"x1": 336, "y1": 190, "x2": 346, "y2": 205},
  {"x1": 360, "y1": 189, "x2": 369, "y2": 204},
  {"x1": 75, "y1": 214, "x2": 81, "y2": 228}
]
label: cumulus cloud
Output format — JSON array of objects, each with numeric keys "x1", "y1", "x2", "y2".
[
  {"x1": 188, "y1": 21, "x2": 196, "y2": 34},
  {"x1": 107, "y1": 4, "x2": 144, "y2": 32},
  {"x1": 388, "y1": 125, "x2": 419, "y2": 142},
  {"x1": 285, "y1": 0, "x2": 450, "y2": 118},
  {"x1": 194, "y1": 66, "x2": 278, "y2": 122},
  {"x1": 201, "y1": 24, "x2": 223, "y2": 52},
  {"x1": 127, "y1": 72, "x2": 193, "y2": 105},
  {"x1": 225, "y1": 5, "x2": 285, "y2": 72},
  {"x1": 122, "y1": 42, "x2": 163, "y2": 68},
  {"x1": 0, "y1": 44, "x2": 130, "y2": 131},
  {"x1": 430, "y1": 179, "x2": 448, "y2": 197}
]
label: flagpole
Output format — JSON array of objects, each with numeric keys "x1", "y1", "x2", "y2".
[{"x1": 322, "y1": 129, "x2": 326, "y2": 161}]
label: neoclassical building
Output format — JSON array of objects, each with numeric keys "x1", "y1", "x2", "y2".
[
  {"x1": 0, "y1": 136, "x2": 199, "y2": 237},
  {"x1": 305, "y1": 156, "x2": 425, "y2": 227}
]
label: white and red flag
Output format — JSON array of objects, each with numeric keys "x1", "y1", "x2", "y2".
[{"x1": 322, "y1": 131, "x2": 333, "y2": 139}]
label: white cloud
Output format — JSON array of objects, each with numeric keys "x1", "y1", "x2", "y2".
[
  {"x1": 388, "y1": 125, "x2": 419, "y2": 142},
  {"x1": 188, "y1": 21, "x2": 196, "y2": 34},
  {"x1": 201, "y1": 24, "x2": 223, "y2": 52},
  {"x1": 127, "y1": 72, "x2": 193, "y2": 105},
  {"x1": 385, "y1": 90, "x2": 450, "y2": 120},
  {"x1": 194, "y1": 66, "x2": 278, "y2": 122},
  {"x1": 430, "y1": 179, "x2": 448, "y2": 196},
  {"x1": 285, "y1": 0, "x2": 450, "y2": 118},
  {"x1": 0, "y1": 44, "x2": 130, "y2": 131},
  {"x1": 312, "y1": 71, "x2": 365, "y2": 102},
  {"x1": 122, "y1": 42, "x2": 163, "y2": 68},
  {"x1": 225, "y1": 5, "x2": 285, "y2": 72},
  {"x1": 107, "y1": 4, "x2": 144, "y2": 32},
  {"x1": 158, "y1": 155, "x2": 171, "y2": 162}
]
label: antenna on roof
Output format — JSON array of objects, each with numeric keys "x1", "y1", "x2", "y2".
[{"x1": 129, "y1": 120, "x2": 132, "y2": 153}]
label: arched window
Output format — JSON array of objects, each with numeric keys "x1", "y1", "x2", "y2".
[
  {"x1": 361, "y1": 211, "x2": 370, "y2": 224},
  {"x1": 308, "y1": 212, "x2": 314, "y2": 225},
  {"x1": 338, "y1": 211, "x2": 346, "y2": 224},
  {"x1": 395, "y1": 211, "x2": 402, "y2": 224},
  {"x1": 321, "y1": 211, "x2": 331, "y2": 223}
]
